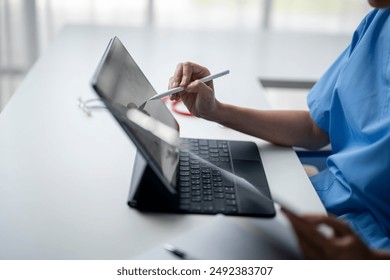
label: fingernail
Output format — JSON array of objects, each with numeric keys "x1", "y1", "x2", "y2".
[
  {"x1": 180, "y1": 76, "x2": 187, "y2": 87},
  {"x1": 172, "y1": 82, "x2": 178, "y2": 88}
]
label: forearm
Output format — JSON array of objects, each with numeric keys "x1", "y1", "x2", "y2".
[{"x1": 206, "y1": 101, "x2": 329, "y2": 150}]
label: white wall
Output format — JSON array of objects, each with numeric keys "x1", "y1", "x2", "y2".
[{"x1": 0, "y1": 0, "x2": 373, "y2": 111}]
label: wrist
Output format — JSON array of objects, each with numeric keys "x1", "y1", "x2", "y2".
[{"x1": 201, "y1": 100, "x2": 226, "y2": 123}]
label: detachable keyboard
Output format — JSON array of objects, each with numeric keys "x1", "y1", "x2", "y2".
[{"x1": 178, "y1": 138, "x2": 238, "y2": 214}]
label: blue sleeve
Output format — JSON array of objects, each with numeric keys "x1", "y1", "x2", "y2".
[
  {"x1": 307, "y1": 9, "x2": 376, "y2": 133},
  {"x1": 307, "y1": 47, "x2": 349, "y2": 133}
]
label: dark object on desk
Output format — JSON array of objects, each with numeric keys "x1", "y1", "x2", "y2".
[
  {"x1": 164, "y1": 243, "x2": 191, "y2": 260},
  {"x1": 91, "y1": 36, "x2": 275, "y2": 217},
  {"x1": 137, "y1": 215, "x2": 302, "y2": 260},
  {"x1": 296, "y1": 150, "x2": 332, "y2": 172}
]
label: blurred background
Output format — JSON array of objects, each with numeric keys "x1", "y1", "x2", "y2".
[{"x1": 0, "y1": 0, "x2": 371, "y2": 112}]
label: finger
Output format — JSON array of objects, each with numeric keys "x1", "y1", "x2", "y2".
[
  {"x1": 298, "y1": 238, "x2": 324, "y2": 259},
  {"x1": 180, "y1": 62, "x2": 194, "y2": 87},
  {"x1": 281, "y1": 207, "x2": 299, "y2": 218},
  {"x1": 302, "y1": 215, "x2": 352, "y2": 237},
  {"x1": 320, "y1": 217, "x2": 353, "y2": 237},
  {"x1": 185, "y1": 80, "x2": 214, "y2": 97},
  {"x1": 181, "y1": 62, "x2": 212, "y2": 87},
  {"x1": 168, "y1": 77, "x2": 177, "y2": 100},
  {"x1": 187, "y1": 62, "x2": 211, "y2": 79},
  {"x1": 168, "y1": 76, "x2": 176, "y2": 89},
  {"x1": 284, "y1": 211, "x2": 329, "y2": 251},
  {"x1": 284, "y1": 211, "x2": 313, "y2": 237},
  {"x1": 292, "y1": 215, "x2": 334, "y2": 239},
  {"x1": 171, "y1": 63, "x2": 183, "y2": 88},
  {"x1": 185, "y1": 80, "x2": 202, "y2": 93}
]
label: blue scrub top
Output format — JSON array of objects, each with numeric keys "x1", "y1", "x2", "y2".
[{"x1": 308, "y1": 8, "x2": 390, "y2": 249}]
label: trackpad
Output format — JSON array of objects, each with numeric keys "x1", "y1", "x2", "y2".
[
  {"x1": 232, "y1": 159, "x2": 269, "y2": 189},
  {"x1": 232, "y1": 159, "x2": 274, "y2": 217},
  {"x1": 229, "y1": 141, "x2": 260, "y2": 161}
]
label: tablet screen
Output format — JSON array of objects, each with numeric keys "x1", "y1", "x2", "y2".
[
  {"x1": 92, "y1": 37, "x2": 180, "y2": 190},
  {"x1": 92, "y1": 37, "x2": 179, "y2": 131}
]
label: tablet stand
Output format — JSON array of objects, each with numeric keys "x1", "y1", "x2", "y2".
[{"x1": 127, "y1": 151, "x2": 179, "y2": 212}]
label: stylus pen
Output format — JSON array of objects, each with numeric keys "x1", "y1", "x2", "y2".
[{"x1": 149, "y1": 70, "x2": 230, "y2": 101}]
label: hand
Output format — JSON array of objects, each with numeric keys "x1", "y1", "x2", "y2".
[
  {"x1": 282, "y1": 209, "x2": 375, "y2": 259},
  {"x1": 168, "y1": 62, "x2": 218, "y2": 119}
]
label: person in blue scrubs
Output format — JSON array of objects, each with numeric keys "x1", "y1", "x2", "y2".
[{"x1": 168, "y1": 0, "x2": 390, "y2": 258}]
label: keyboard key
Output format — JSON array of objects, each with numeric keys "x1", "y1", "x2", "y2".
[
  {"x1": 226, "y1": 206, "x2": 238, "y2": 213},
  {"x1": 213, "y1": 182, "x2": 223, "y2": 187},
  {"x1": 180, "y1": 156, "x2": 189, "y2": 161},
  {"x1": 219, "y1": 151, "x2": 229, "y2": 157},
  {"x1": 224, "y1": 187, "x2": 235, "y2": 193},
  {"x1": 180, "y1": 193, "x2": 191, "y2": 198},
  {"x1": 191, "y1": 190, "x2": 201, "y2": 196},
  {"x1": 203, "y1": 190, "x2": 212, "y2": 195},
  {"x1": 213, "y1": 187, "x2": 224, "y2": 193},
  {"x1": 226, "y1": 194, "x2": 236, "y2": 199},
  {"x1": 179, "y1": 166, "x2": 190, "y2": 171},
  {"x1": 218, "y1": 162, "x2": 232, "y2": 172},
  {"x1": 213, "y1": 177, "x2": 222, "y2": 182},
  {"x1": 191, "y1": 205, "x2": 202, "y2": 211},
  {"x1": 191, "y1": 175, "x2": 200, "y2": 181},
  {"x1": 209, "y1": 140, "x2": 217, "y2": 148},
  {"x1": 226, "y1": 199, "x2": 237, "y2": 206},
  {"x1": 202, "y1": 179, "x2": 211, "y2": 184},
  {"x1": 180, "y1": 204, "x2": 190, "y2": 211},
  {"x1": 214, "y1": 193, "x2": 225, "y2": 199},
  {"x1": 180, "y1": 199, "x2": 190, "y2": 204},
  {"x1": 191, "y1": 196, "x2": 201, "y2": 202},
  {"x1": 202, "y1": 205, "x2": 215, "y2": 213}
]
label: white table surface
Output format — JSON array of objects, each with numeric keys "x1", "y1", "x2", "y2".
[{"x1": 0, "y1": 25, "x2": 327, "y2": 259}]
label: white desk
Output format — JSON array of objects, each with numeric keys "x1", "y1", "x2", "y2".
[{"x1": 0, "y1": 26, "x2": 325, "y2": 259}]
